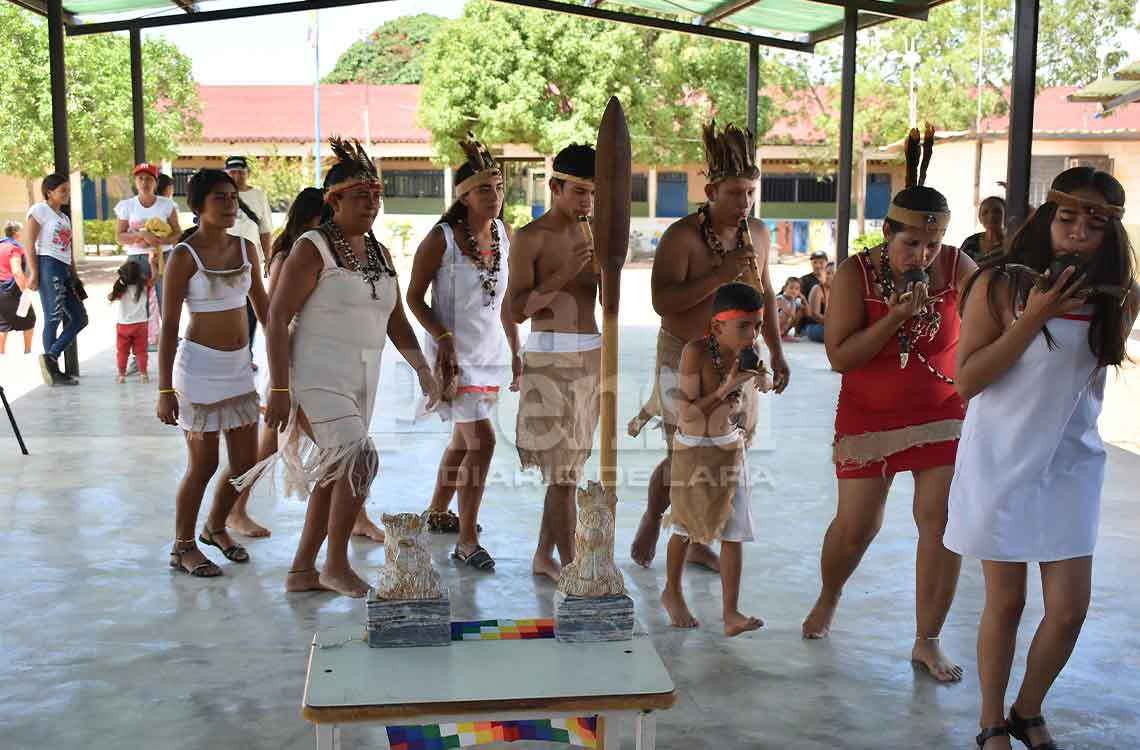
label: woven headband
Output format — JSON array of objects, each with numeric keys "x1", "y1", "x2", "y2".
[
  {"x1": 550, "y1": 170, "x2": 595, "y2": 188},
  {"x1": 324, "y1": 179, "x2": 381, "y2": 204},
  {"x1": 886, "y1": 203, "x2": 950, "y2": 232},
  {"x1": 455, "y1": 168, "x2": 502, "y2": 197},
  {"x1": 1047, "y1": 190, "x2": 1124, "y2": 220}
]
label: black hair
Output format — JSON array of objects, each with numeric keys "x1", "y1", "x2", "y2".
[
  {"x1": 41, "y1": 173, "x2": 68, "y2": 201},
  {"x1": 712, "y1": 282, "x2": 764, "y2": 316},
  {"x1": 439, "y1": 161, "x2": 505, "y2": 226},
  {"x1": 270, "y1": 187, "x2": 325, "y2": 272},
  {"x1": 551, "y1": 143, "x2": 596, "y2": 190},
  {"x1": 320, "y1": 139, "x2": 379, "y2": 225},
  {"x1": 176, "y1": 169, "x2": 239, "y2": 242},
  {"x1": 108, "y1": 260, "x2": 145, "y2": 303},
  {"x1": 884, "y1": 187, "x2": 951, "y2": 234},
  {"x1": 157, "y1": 173, "x2": 174, "y2": 196},
  {"x1": 961, "y1": 166, "x2": 1133, "y2": 367},
  {"x1": 980, "y1": 195, "x2": 1006, "y2": 211},
  {"x1": 781, "y1": 276, "x2": 801, "y2": 294},
  {"x1": 884, "y1": 126, "x2": 949, "y2": 235}
]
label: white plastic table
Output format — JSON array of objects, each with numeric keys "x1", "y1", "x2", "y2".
[{"x1": 302, "y1": 626, "x2": 676, "y2": 750}]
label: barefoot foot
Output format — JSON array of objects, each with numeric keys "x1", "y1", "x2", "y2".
[
  {"x1": 802, "y1": 593, "x2": 839, "y2": 639},
  {"x1": 661, "y1": 588, "x2": 699, "y2": 628},
  {"x1": 911, "y1": 638, "x2": 964, "y2": 682},
  {"x1": 686, "y1": 543, "x2": 720, "y2": 572},
  {"x1": 724, "y1": 610, "x2": 763, "y2": 637},
  {"x1": 532, "y1": 554, "x2": 561, "y2": 583},
  {"x1": 227, "y1": 512, "x2": 271, "y2": 538},
  {"x1": 630, "y1": 511, "x2": 662, "y2": 568},
  {"x1": 285, "y1": 568, "x2": 331, "y2": 592},
  {"x1": 319, "y1": 567, "x2": 370, "y2": 598},
  {"x1": 351, "y1": 514, "x2": 385, "y2": 543}
]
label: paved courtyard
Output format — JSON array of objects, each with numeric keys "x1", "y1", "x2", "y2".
[{"x1": 2, "y1": 258, "x2": 1139, "y2": 749}]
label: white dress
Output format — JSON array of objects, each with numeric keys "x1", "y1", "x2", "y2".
[
  {"x1": 944, "y1": 307, "x2": 1107, "y2": 562},
  {"x1": 419, "y1": 220, "x2": 511, "y2": 423}
]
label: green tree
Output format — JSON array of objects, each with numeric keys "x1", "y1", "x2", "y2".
[
  {"x1": 253, "y1": 149, "x2": 313, "y2": 209},
  {"x1": 0, "y1": 6, "x2": 200, "y2": 183},
  {"x1": 324, "y1": 14, "x2": 445, "y2": 85},
  {"x1": 418, "y1": 0, "x2": 785, "y2": 167}
]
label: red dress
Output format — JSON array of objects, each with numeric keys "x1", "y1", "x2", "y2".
[{"x1": 833, "y1": 246, "x2": 966, "y2": 478}]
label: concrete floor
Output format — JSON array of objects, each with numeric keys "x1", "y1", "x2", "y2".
[{"x1": 3, "y1": 264, "x2": 1140, "y2": 750}]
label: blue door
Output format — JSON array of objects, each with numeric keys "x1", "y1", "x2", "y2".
[
  {"x1": 865, "y1": 173, "x2": 891, "y2": 220},
  {"x1": 657, "y1": 172, "x2": 688, "y2": 217},
  {"x1": 81, "y1": 176, "x2": 97, "y2": 220}
]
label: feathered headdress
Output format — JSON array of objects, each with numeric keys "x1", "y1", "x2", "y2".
[
  {"x1": 702, "y1": 120, "x2": 759, "y2": 183},
  {"x1": 887, "y1": 122, "x2": 950, "y2": 231},
  {"x1": 455, "y1": 132, "x2": 501, "y2": 196},
  {"x1": 328, "y1": 136, "x2": 379, "y2": 183}
]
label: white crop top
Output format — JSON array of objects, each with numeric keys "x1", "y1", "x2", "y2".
[{"x1": 175, "y1": 238, "x2": 252, "y2": 313}]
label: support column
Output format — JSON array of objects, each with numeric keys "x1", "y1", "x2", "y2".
[
  {"x1": 648, "y1": 168, "x2": 658, "y2": 219},
  {"x1": 748, "y1": 40, "x2": 762, "y2": 220},
  {"x1": 524, "y1": 167, "x2": 534, "y2": 212},
  {"x1": 1005, "y1": 0, "x2": 1039, "y2": 233},
  {"x1": 543, "y1": 156, "x2": 553, "y2": 210},
  {"x1": 48, "y1": 0, "x2": 79, "y2": 376},
  {"x1": 834, "y1": 6, "x2": 858, "y2": 262},
  {"x1": 130, "y1": 27, "x2": 146, "y2": 165},
  {"x1": 443, "y1": 166, "x2": 453, "y2": 210}
]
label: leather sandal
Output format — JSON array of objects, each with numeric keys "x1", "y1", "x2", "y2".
[
  {"x1": 169, "y1": 544, "x2": 222, "y2": 577},
  {"x1": 199, "y1": 527, "x2": 250, "y2": 563},
  {"x1": 976, "y1": 725, "x2": 1009, "y2": 749},
  {"x1": 1008, "y1": 706, "x2": 1064, "y2": 750},
  {"x1": 452, "y1": 545, "x2": 495, "y2": 570}
]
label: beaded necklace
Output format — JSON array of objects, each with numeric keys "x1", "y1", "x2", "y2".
[
  {"x1": 321, "y1": 220, "x2": 395, "y2": 299},
  {"x1": 456, "y1": 218, "x2": 501, "y2": 307},
  {"x1": 707, "y1": 335, "x2": 745, "y2": 427},
  {"x1": 698, "y1": 204, "x2": 745, "y2": 266},
  {"x1": 874, "y1": 246, "x2": 954, "y2": 385}
]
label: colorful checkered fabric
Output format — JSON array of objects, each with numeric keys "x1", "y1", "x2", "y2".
[
  {"x1": 449, "y1": 618, "x2": 556, "y2": 641},
  {"x1": 387, "y1": 717, "x2": 597, "y2": 750}
]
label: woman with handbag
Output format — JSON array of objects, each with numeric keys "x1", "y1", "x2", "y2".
[{"x1": 25, "y1": 174, "x2": 88, "y2": 386}]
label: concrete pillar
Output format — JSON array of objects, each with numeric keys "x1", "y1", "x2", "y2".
[
  {"x1": 543, "y1": 156, "x2": 553, "y2": 211},
  {"x1": 69, "y1": 171, "x2": 85, "y2": 262},
  {"x1": 525, "y1": 168, "x2": 535, "y2": 210},
  {"x1": 754, "y1": 153, "x2": 762, "y2": 219},
  {"x1": 160, "y1": 159, "x2": 173, "y2": 176},
  {"x1": 648, "y1": 168, "x2": 658, "y2": 219},
  {"x1": 443, "y1": 166, "x2": 453, "y2": 210}
]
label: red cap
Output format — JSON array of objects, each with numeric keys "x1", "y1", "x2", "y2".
[{"x1": 132, "y1": 163, "x2": 158, "y2": 179}]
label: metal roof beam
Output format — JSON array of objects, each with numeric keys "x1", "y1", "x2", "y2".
[
  {"x1": 493, "y1": 0, "x2": 813, "y2": 52},
  {"x1": 68, "y1": 0, "x2": 398, "y2": 35},
  {"x1": 698, "y1": 0, "x2": 761, "y2": 26},
  {"x1": 811, "y1": 0, "x2": 945, "y2": 42},
  {"x1": 10, "y1": 0, "x2": 75, "y2": 23},
  {"x1": 171, "y1": 0, "x2": 198, "y2": 13},
  {"x1": 806, "y1": 0, "x2": 927, "y2": 20}
]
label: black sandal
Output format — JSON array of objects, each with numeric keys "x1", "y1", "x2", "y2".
[
  {"x1": 976, "y1": 725, "x2": 1009, "y2": 749},
  {"x1": 1008, "y1": 706, "x2": 1063, "y2": 750},
  {"x1": 199, "y1": 527, "x2": 250, "y2": 563},
  {"x1": 452, "y1": 545, "x2": 495, "y2": 570},
  {"x1": 169, "y1": 544, "x2": 223, "y2": 577}
]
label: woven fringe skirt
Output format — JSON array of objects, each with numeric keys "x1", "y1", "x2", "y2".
[{"x1": 173, "y1": 339, "x2": 259, "y2": 438}]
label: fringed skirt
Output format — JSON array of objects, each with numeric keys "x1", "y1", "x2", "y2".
[
  {"x1": 173, "y1": 339, "x2": 259, "y2": 438},
  {"x1": 232, "y1": 335, "x2": 382, "y2": 499}
]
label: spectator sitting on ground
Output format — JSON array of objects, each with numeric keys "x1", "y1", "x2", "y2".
[
  {"x1": 799, "y1": 250, "x2": 829, "y2": 302},
  {"x1": 802, "y1": 264, "x2": 833, "y2": 343},
  {"x1": 776, "y1": 276, "x2": 804, "y2": 340}
]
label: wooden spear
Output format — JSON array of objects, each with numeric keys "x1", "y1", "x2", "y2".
[{"x1": 593, "y1": 97, "x2": 632, "y2": 491}]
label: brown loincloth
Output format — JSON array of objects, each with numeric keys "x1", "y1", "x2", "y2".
[
  {"x1": 516, "y1": 348, "x2": 601, "y2": 485},
  {"x1": 667, "y1": 431, "x2": 745, "y2": 545}
]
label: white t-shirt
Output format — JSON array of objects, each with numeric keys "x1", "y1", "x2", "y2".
[
  {"x1": 114, "y1": 195, "x2": 177, "y2": 255},
  {"x1": 114, "y1": 286, "x2": 149, "y2": 324},
  {"x1": 26, "y1": 202, "x2": 73, "y2": 265},
  {"x1": 227, "y1": 187, "x2": 273, "y2": 249}
]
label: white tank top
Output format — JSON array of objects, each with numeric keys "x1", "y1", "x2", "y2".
[
  {"x1": 422, "y1": 220, "x2": 511, "y2": 388},
  {"x1": 175, "y1": 238, "x2": 251, "y2": 313}
]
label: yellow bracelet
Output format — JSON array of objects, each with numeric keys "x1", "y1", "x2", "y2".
[
  {"x1": 435, "y1": 330, "x2": 454, "y2": 341},
  {"x1": 158, "y1": 388, "x2": 176, "y2": 394},
  {"x1": 270, "y1": 387, "x2": 290, "y2": 393}
]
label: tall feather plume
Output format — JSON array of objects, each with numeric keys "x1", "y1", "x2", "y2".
[
  {"x1": 328, "y1": 135, "x2": 378, "y2": 181},
  {"x1": 458, "y1": 131, "x2": 498, "y2": 173},
  {"x1": 903, "y1": 127, "x2": 921, "y2": 188},
  {"x1": 702, "y1": 120, "x2": 758, "y2": 181},
  {"x1": 918, "y1": 123, "x2": 935, "y2": 186}
]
